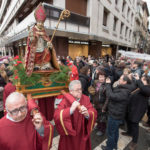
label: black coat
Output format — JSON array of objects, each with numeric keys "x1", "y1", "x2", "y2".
[
  {"x1": 106, "y1": 83, "x2": 131, "y2": 120},
  {"x1": 79, "y1": 74, "x2": 90, "y2": 96},
  {"x1": 128, "y1": 80, "x2": 150, "y2": 123},
  {"x1": 0, "y1": 75, "x2": 6, "y2": 87}
]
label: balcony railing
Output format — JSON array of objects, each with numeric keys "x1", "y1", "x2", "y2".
[{"x1": 43, "y1": 3, "x2": 90, "y2": 27}]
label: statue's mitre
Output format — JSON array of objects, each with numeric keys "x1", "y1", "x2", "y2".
[{"x1": 34, "y1": 3, "x2": 46, "y2": 22}]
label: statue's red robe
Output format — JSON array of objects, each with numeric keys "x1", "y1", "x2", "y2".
[
  {"x1": 0, "y1": 99, "x2": 54, "y2": 150},
  {"x1": 54, "y1": 94, "x2": 97, "y2": 150}
]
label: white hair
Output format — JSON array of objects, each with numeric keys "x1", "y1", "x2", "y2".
[
  {"x1": 5, "y1": 92, "x2": 26, "y2": 109},
  {"x1": 69, "y1": 80, "x2": 81, "y2": 91}
]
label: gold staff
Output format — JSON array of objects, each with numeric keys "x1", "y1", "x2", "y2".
[
  {"x1": 42, "y1": 9, "x2": 70, "y2": 65},
  {"x1": 50, "y1": 9, "x2": 70, "y2": 43}
]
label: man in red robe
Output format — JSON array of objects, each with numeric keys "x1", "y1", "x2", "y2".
[
  {"x1": 0, "y1": 92, "x2": 54, "y2": 150},
  {"x1": 54, "y1": 80, "x2": 97, "y2": 150}
]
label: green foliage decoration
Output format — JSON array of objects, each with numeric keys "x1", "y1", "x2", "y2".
[{"x1": 50, "y1": 65, "x2": 70, "y2": 82}]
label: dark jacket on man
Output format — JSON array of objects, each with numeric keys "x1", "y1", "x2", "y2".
[
  {"x1": 128, "y1": 80, "x2": 150, "y2": 123},
  {"x1": 106, "y1": 84, "x2": 131, "y2": 120}
]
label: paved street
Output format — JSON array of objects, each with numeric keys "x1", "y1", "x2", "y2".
[{"x1": 50, "y1": 120, "x2": 150, "y2": 150}]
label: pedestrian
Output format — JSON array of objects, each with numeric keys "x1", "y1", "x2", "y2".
[{"x1": 101, "y1": 75, "x2": 131, "y2": 150}]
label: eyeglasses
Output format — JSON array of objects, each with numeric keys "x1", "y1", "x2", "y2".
[
  {"x1": 7, "y1": 105, "x2": 28, "y2": 116},
  {"x1": 72, "y1": 88, "x2": 82, "y2": 92}
]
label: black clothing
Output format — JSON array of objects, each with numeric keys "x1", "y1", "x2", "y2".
[
  {"x1": 128, "y1": 80, "x2": 150, "y2": 123},
  {"x1": 74, "y1": 60, "x2": 84, "y2": 73},
  {"x1": 114, "y1": 68, "x2": 123, "y2": 81},
  {"x1": 127, "y1": 121, "x2": 139, "y2": 143},
  {"x1": 147, "y1": 105, "x2": 150, "y2": 125},
  {"x1": 106, "y1": 84, "x2": 131, "y2": 120},
  {"x1": 79, "y1": 74, "x2": 90, "y2": 96},
  {"x1": 0, "y1": 75, "x2": 6, "y2": 87}
]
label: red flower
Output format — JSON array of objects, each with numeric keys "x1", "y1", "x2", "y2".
[
  {"x1": 17, "y1": 61, "x2": 22, "y2": 64},
  {"x1": 14, "y1": 76, "x2": 18, "y2": 80},
  {"x1": 14, "y1": 56, "x2": 19, "y2": 60},
  {"x1": 14, "y1": 64, "x2": 18, "y2": 66}
]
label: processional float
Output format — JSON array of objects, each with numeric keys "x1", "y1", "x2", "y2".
[{"x1": 12, "y1": 3, "x2": 70, "y2": 99}]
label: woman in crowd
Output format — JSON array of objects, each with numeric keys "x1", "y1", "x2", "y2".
[
  {"x1": 79, "y1": 65, "x2": 91, "y2": 96},
  {"x1": 90, "y1": 70, "x2": 107, "y2": 136}
]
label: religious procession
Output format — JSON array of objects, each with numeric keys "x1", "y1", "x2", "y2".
[{"x1": 0, "y1": 1, "x2": 150, "y2": 150}]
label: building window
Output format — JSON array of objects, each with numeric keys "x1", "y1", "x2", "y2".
[
  {"x1": 131, "y1": 13, "x2": 134, "y2": 24},
  {"x1": 122, "y1": 0, "x2": 126, "y2": 12},
  {"x1": 115, "y1": 0, "x2": 118, "y2": 5},
  {"x1": 103, "y1": 8, "x2": 109, "y2": 26},
  {"x1": 120, "y1": 22, "x2": 124, "y2": 35},
  {"x1": 66, "y1": 0, "x2": 87, "y2": 16},
  {"x1": 127, "y1": 7, "x2": 130, "y2": 19},
  {"x1": 125, "y1": 27, "x2": 128, "y2": 37},
  {"x1": 129, "y1": 30, "x2": 132, "y2": 39},
  {"x1": 113, "y1": 17, "x2": 118, "y2": 31}
]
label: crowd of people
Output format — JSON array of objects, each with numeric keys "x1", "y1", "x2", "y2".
[
  {"x1": 57, "y1": 55, "x2": 150, "y2": 150},
  {"x1": 0, "y1": 54, "x2": 150, "y2": 150}
]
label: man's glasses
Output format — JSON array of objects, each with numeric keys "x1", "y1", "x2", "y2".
[
  {"x1": 72, "y1": 88, "x2": 82, "y2": 92},
  {"x1": 7, "y1": 105, "x2": 28, "y2": 116}
]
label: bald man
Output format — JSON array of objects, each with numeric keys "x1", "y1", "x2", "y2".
[{"x1": 0, "y1": 92, "x2": 54, "y2": 150}]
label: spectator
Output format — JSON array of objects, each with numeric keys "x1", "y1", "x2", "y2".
[
  {"x1": 126, "y1": 74, "x2": 150, "y2": 150},
  {"x1": 79, "y1": 66, "x2": 91, "y2": 96},
  {"x1": 101, "y1": 75, "x2": 131, "y2": 150}
]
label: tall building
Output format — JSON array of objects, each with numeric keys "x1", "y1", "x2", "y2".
[
  {"x1": 0, "y1": 0, "x2": 148, "y2": 59},
  {"x1": 133, "y1": 0, "x2": 149, "y2": 53}
]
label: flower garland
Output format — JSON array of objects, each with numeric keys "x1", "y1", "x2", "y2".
[{"x1": 12, "y1": 56, "x2": 41, "y2": 85}]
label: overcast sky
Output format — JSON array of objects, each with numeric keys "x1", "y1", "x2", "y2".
[{"x1": 143, "y1": 0, "x2": 150, "y2": 29}]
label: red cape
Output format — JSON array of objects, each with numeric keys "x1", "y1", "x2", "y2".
[
  {"x1": 0, "y1": 99, "x2": 54, "y2": 150},
  {"x1": 54, "y1": 94, "x2": 97, "y2": 150},
  {"x1": 38, "y1": 97, "x2": 55, "y2": 121}
]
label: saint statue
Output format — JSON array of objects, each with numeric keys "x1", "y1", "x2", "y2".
[{"x1": 25, "y1": 3, "x2": 59, "y2": 76}]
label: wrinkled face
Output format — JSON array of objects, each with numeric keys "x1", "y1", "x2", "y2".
[
  {"x1": 7, "y1": 97, "x2": 28, "y2": 122},
  {"x1": 99, "y1": 75, "x2": 105, "y2": 83},
  {"x1": 70, "y1": 83, "x2": 82, "y2": 99},
  {"x1": 119, "y1": 75, "x2": 127, "y2": 85},
  {"x1": 37, "y1": 21, "x2": 44, "y2": 29}
]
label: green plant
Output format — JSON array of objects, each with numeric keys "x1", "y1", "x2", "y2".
[
  {"x1": 50, "y1": 65, "x2": 70, "y2": 82},
  {"x1": 12, "y1": 56, "x2": 41, "y2": 85}
]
